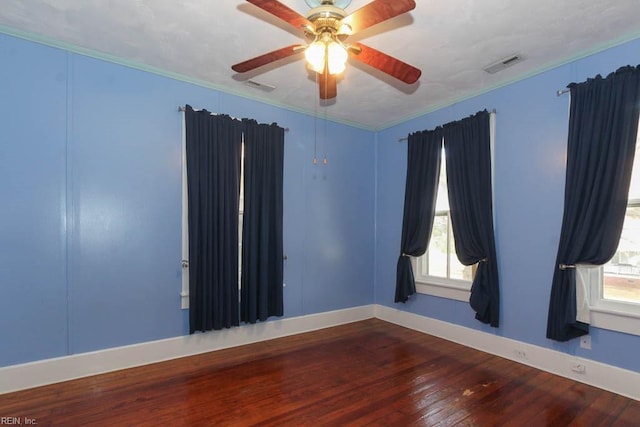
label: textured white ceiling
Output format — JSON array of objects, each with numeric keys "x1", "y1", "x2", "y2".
[{"x1": 1, "y1": 0, "x2": 639, "y2": 130}]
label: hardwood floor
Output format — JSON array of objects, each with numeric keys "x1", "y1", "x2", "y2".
[{"x1": 0, "y1": 319, "x2": 638, "y2": 426}]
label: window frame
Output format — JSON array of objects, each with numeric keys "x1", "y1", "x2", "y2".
[
  {"x1": 414, "y1": 267, "x2": 473, "y2": 302},
  {"x1": 578, "y1": 265, "x2": 640, "y2": 336},
  {"x1": 414, "y1": 210, "x2": 473, "y2": 302}
]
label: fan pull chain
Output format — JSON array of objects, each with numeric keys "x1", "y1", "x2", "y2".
[{"x1": 322, "y1": 94, "x2": 328, "y2": 165}]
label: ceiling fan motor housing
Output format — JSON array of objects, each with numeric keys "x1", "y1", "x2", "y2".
[{"x1": 306, "y1": 4, "x2": 346, "y2": 34}]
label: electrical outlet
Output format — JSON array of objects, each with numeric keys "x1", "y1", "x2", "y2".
[
  {"x1": 571, "y1": 362, "x2": 586, "y2": 374},
  {"x1": 514, "y1": 349, "x2": 527, "y2": 360},
  {"x1": 580, "y1": 335, "x2": 591, "y2": 350}
]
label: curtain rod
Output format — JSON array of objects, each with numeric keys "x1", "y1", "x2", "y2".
[
  {"x1": 178, "y1": 106, "x2": 289, "y2": 132},
  {"x1": 556, "y1": 88, "x2": 570, "y2": 96},
  {"x1": 397, "y1": 109, "x2": 497, "y2": 142}
]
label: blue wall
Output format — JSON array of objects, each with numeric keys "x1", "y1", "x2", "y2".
[
  {"x1": 375, "y1": 38, "x2": 640, "y2": 372},
  {"x1": 2, "y1": 29, "x2": 639, "y2": 374},
  {"x1": 0, "y1": 33, "x2": 375, "y2": 367}
]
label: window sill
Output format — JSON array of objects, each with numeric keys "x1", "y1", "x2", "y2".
[
  {"x1": 588, "y1": 303, "x2": 640, "y2": 337},
  {"x1": 415, "y1": 278, "x2": 471, "y2": 302}
]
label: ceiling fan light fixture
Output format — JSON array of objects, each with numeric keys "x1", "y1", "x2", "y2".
[
  {"x1": 305, "y1": 34, "x2": 348, "y2": 75},
  {"x1": 327, "y1": 41, "x2": 348, "y2": 74},
  {"x1": 305, "y1": 41, "x2": 326, "y2": 73}
]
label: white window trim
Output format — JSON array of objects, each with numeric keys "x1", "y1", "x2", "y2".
[
  {"x1": 414, "y1": 266, "x2": 471, "y2": 302},
  {"x1": 181, "y1": 118, "x2": 189, "y2": 309},
  {"x1": 415, "y1": 111, "x2": 495, "y2": 302},
  {"x1": 414, "y1": 212, "x2": 472, "y2": 302},
  {"x1": 577, "y1": 265, "x2": 640, "y2": 337}
]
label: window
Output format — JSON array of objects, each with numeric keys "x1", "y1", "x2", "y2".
[
  {"x1": 603, "y1": 200, "x2": 640, "y2": 304},
  {"x1": 414, "y1": 146, "x2": 475, "y2": 301},
  {"x1": 579, "y1": 122, "x2": 640, "y2": 336}
]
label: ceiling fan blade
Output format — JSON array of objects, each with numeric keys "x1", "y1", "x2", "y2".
[
  {"x1": 350, "y1": 42, "x2": 421, "y2": 84},
  {"x1": 232, "y1": 45, "x2": 303, "y2": 73},
  {"x1": 246, "y1": 0, "x2": 313, "y2": 31},
  {"x1": 318, "y1": 69, "x2": 337, "y2": 100},
  {"x1": 340, "y1": 0, "x2": 415, "y2": 34}
]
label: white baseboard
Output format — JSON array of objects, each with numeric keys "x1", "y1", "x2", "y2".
[
  {"x1": 2, "y1": 304, "x2": 638, "y2": 401},
  {"x1": 374, "y1": 305, "x2": 640, "y2": 401},
  {"x1": 0, "y1": 305, "x2": 375, "y2": 395}
]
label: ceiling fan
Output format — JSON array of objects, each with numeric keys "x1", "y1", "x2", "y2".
[{"x1": 231, "y1": 0, "x2": 421, "y2": 100}]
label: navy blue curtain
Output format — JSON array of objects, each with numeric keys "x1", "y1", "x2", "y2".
[
  {"x1": 442, "y1": 110, "x2": 500, "y2": 327},
  {"x1": 185, "y1": 106, "x2": 243, "y2": 333},
  {"x1": 395, "y1": 130, "x2": 443, "y2": 303},
  {"x1": 240, "y1": 120, "x2": 285, "y2": 323},
  {"x1": 547, "y1": 65, "x2": 640, "y2": 341}
]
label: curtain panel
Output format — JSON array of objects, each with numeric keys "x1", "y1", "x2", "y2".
[
  {"x1": 185, "y1": 106, "x2": 243, "y2": 332},
  {"x1": 395, "y1": 130, "x2": 443, "y2": 303},
  {"x1": 241, "y1": 119, "x2": 285, "y2": 323},
  {"x1": 547, "y1": 65, "x2": 640, "y2": 341},
  {"x1": 442, "y1": 110, "x2": 500, "y2": 327}
]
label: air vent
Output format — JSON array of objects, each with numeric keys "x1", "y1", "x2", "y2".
[
  {"x1": 243, "y1": 80, "x2": 276, "y2": 92},
  {"x1": 483, "y1": 54, "x2": 525, "y2": 74}
]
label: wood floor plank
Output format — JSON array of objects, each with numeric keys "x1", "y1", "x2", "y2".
[{"x1": 0, "y1": 319, "x2": 637, "y2": 426}]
